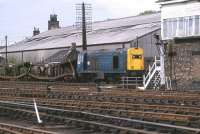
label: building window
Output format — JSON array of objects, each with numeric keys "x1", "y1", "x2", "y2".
[
  {"x1": 172, "y1": 18, "x2": 177, "y2": 37},
  {"x1": 185, "y1": 17, "x2": 189, "y2": 36},
  {"x1": 189, "y1": 17, "x2": 193, "y2": 35},
  {"x1": 178, "y1": 17, "x2": 184, "y2": 37},
  {"x1": 163, "y1": 20, "x2": 168, "y2": 38},
  {"x1": 195, "y1": 15, "x2": 200, "y2": 35},
  {"x1": 162, "y1": 15, "x2": 200, "y2": 39}
]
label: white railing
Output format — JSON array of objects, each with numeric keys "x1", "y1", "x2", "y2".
[
  {"x1": 165, "y1": 76, "x2": 172, "y2": 90},
  {"x1": 143, "y1": 56, "x2": 161, "y2": 89},
  {"x1": 121, "y1": 76, "x2": 143, "y2": 89}
]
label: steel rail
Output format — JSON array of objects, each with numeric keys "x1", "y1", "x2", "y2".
[
  {"x1": 0, "y1": 123, "x2": 57, "y2": 134},
  {"x1": 0, "y1": 97, "x2": 200, "y2": 124},
  {"x1": 0, "y1": 105, "x2": 158, "y2": 134},
  {"x1": 0, "y1": 101, "x2": 200, "y2": 134}
]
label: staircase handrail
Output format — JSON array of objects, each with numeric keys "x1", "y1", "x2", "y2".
[
  {"x1": 144, "y1": 56, "x2": 159, "y2": 83},
  {"x1": 143, "y1": 68, "x2": 157, "y2": 89},
  {"x1": 143, "y1": 56, "x2": 161, "y2": 89}
]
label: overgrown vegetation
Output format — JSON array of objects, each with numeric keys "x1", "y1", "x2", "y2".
[{"x1": 0, "y1": 62, "x2": 32, "y2": 76}]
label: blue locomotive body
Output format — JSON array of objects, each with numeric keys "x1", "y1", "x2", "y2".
[{"x1": 77, "y1": 49, "x2": 126, "y2": 80}]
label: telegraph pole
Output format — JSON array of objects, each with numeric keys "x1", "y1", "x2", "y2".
[
  {"x1": 82, "y1": 2, "x2": 87, "y2": 51},
  {"x1": 76, "y1": 2, "x2": 92, "y2": 71},
  {"x1": 5, "y1": 35, "x2": 8, "y2": 65},
  {"x1": 81, "y1": 3, "x2": 87, "y2": 70}
]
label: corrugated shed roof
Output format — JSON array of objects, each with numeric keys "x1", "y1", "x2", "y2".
[
  {"x1": 157, "y1": 0, "x2": 191, "y2": 3},
  {"x1": 157, "y1": 0, "x2": 173, "y2": 2},
  {"x1": 43, "y1": 47, "x2": 78, "y2": 64},
  {"x1": 42, "y1": 50, "x2": 68, "y2": 64},
  {"x1": 1, "y1": 13, "x2": 161, "y2": 53}
]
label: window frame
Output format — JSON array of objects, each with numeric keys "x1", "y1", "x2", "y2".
[
  {"x1": 162, "y1": 15, "x2": 200, "y2": 39},
  {"x1": 132, "y1": 55, "x2": 142, "y2": 59}
]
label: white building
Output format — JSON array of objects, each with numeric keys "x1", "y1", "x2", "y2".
[
  {"x1": 157, "y1": 0, "x2": 200, "y2": 90},
  {"x1": 158, "y1": 0, "x2": 200, "y2": 40}
]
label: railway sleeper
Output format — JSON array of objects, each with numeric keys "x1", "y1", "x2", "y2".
[
  {"x1": 0, "y1": 127, "x2": 23, "y2": 134},
  {"x1": 0, "y1": 105, "x2": 198, "y2": 134},
  {"x1": 2, "y1": 92, "x2": 200, "y2": 108},
  {"x1": 2, "y1": 101, "x2": 200, "y2": 128}
]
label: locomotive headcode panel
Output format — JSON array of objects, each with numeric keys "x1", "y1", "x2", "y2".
[{"x1": 127, "y1": 47, "x2": 144, "y2": 71}]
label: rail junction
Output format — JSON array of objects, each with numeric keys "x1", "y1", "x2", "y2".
[{"x1": 0, "y1": 81, "x2": 199, "y2": 134}]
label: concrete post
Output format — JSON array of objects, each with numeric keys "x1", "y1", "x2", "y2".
[{"x1": 160, "y1": 45, "x2": 165, "y2": 86}]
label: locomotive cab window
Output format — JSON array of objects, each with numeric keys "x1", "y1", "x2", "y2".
[
  {"x1": 132, "y1": 55, "x2": 142, "y2": 59},
  {"x1": 113, "y1": 55, "x2": 119, "y2": 69}
]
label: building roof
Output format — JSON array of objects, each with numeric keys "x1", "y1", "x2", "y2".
[
  {"x1": 0, "y1": 13, "x2": 161, "y2": 53},
  {"x1": 43, "y1": 50, "x2": 68, "y2": 64},
  {"x1": 157, "y1": 0, "x2": 173, "y2": 2},
  {"x1": 157, "y1": 0, "x2": 194, "y2": 4},
  {"x1": 43, "y1": 48, "x2": 78, "y2": 64}
]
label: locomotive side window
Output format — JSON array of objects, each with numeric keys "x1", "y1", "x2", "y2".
[
  {"x1": 113, "y1": 55, "x2": 119, "y2": 69},
  {"x1": 132, "y1": 55, "x2": 142, "y2": 59}
]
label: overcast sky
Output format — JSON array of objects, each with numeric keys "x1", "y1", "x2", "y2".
[{"x1": 0, "y1": 0, "x2": 160, "y2": 44}]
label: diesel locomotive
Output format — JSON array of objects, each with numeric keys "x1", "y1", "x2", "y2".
[{"x1": 76, "y1": 47, "x2": 144, "y2": 82}]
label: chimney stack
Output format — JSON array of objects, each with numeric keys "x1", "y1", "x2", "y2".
[
  {"x1": 48, "y1": 14, "x2": 60, "y2": 30},
  {"x1": 33, "y1": 27, "x2": 40, "y2": 36}
]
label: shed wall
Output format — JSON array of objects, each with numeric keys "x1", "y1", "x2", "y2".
[{"x1": 4, "y1": 29, "x2": 160, "y2": 65}]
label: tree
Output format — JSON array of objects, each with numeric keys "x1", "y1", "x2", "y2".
[{"x1": 139, "y1": 10, "x2": 158, "y2": 16}]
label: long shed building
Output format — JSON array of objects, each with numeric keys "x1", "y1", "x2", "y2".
[{"x1": 0, "y1": 13, "x2": 161, "y2": 65}]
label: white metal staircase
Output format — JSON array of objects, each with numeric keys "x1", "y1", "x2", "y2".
[{"x1": 142, "y1": 56, "x2": 161, "y2": 90}]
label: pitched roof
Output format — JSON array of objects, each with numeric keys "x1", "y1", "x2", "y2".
[
  {"x1": 1, "y1": 13, "x2": 161, "y2": 53},
  {"x1": 43, "y1": 50, "x2": 68, "y2": 64},
  {"x1": 157, "y1": 0, "x2": 192, "y2": 3},
  {"x1": 157, "y1": 0, "x2": 173, "y2": 2}
]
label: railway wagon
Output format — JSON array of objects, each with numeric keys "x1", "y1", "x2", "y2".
[{"x1": 76, "y1": 47, "x2": 144, "y2": 82}]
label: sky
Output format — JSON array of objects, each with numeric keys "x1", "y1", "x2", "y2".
[{"x1": 0, "y1": 0, "x2": 160, "y2": 45}]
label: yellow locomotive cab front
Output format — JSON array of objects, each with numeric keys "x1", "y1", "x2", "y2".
[{"x1": 127, "y1": 47, "x2": 144, "y2": 71}]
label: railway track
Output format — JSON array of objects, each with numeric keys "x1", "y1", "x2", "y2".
[
  {"x1": 1, "y1": 81, "x2": 200, "y2": 101},
  {"x1": 1, "y1": 81, "x2": 200, "y2": 133},
  {"x1": 1, "y1": 96, "x2": 200, "y2": 116},
  {"x1": 0, "y1": 122, "x2": 56, "y2": 134},
  {"x1": 0, "y1": 97, "x2": 200, "y2": 128},
  {"x1": 0, "y1": 87, "x2": 200, "y2": 107},
  {"x1": 0, "y1": 81, "x2": 199, "y2": 95},
  {"x1": 1, "y1": 81, "x2": 200, "y2": 95},
  {"x1": 0, "y1": 101, "x2": 200, "y2": 134},
  {"x1": 0, "y1": 81, "x2": 96, "y2": 90}
]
